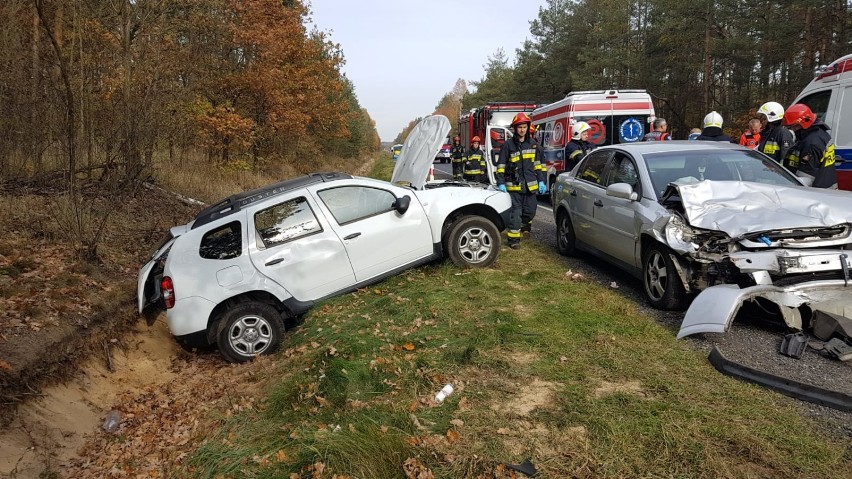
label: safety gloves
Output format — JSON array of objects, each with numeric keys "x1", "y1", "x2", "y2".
[
  {"x1": 498, "y1": 184, "x2": 507, "y2": 192},
  {"x1": 538, "y1": 181, "x2": 547, "y2": 194}
]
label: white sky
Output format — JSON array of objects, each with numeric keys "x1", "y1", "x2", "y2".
[{"x1": 309, "y1": 0, "x2": 549, "y2": 142}]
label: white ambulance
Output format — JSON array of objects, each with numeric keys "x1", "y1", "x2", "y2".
[
  {"x1": 791, "y1": 53, "x2": 852, "y2": 191},
  {"x1": 531, "y1": 89, "x2": 656, "y2": 192}
]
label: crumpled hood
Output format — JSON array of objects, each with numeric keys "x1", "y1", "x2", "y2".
[
  {"x1": 675, "y1": 181, "x2": 852, "y2": 238},
  {"x1": 391, "y1": 115, "x2": 451, "y2": 190}
]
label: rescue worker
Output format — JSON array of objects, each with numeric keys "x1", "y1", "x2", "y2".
[
  {"x1": 496, "y1": 112, "x2": 546, "y2": 249},
  {"x1": 450, "y1": 135, "x2": 465, "y2": 180},
  {"x1": 739, "y1": 118, "x2": 762, "y2": 149},
  {"x1": 642, "y1": 118, "x2": 673, "y2": 141},
  {"x1": 463, "y1": 136, "x2": 487, "y2": 183},
  {"x1": 687, "y1": 128, "x2": 702, "y2": 140},
  {"x1": 755, "y1": 101, "x2": 794, "y2": 164},
  {"x1": 564, "y1": 121, "x2": 594, "y2": 173},
  {"x1": 783, "y1": 103, "x2": 837, "y2": 189},
  {"x1": 696, "y1": 111, "x2": 735, "y2": 142}
]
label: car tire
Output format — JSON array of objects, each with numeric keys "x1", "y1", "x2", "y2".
[
  {"x1": 556, "y1": 210, "x2": 576, "y2": 256},
  {"x1": 642, "y1": 242, "x2": 687, "y2": 311},
  {"x1": 446, "y1": 216, "x2": 500, "y2": 268},
  {"x1": 216, "y1": 301, "x2": 285, "y2": 363}
]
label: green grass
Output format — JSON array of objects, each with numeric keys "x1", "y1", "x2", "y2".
[{"x1": 178, "y1": 156, "x2": 850, "y2": 478}]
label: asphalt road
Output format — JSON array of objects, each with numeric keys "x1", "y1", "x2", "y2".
[{"x1": 433, "y1": 161, "x2": 852, "y2": 438}]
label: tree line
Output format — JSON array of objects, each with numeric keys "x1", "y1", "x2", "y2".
[
  {"x1": 0, "y1": 0, "x2": 380, "y2": 190},
  {"x1": 454, "y1": 0, "x2": 851, "y2": 138}
]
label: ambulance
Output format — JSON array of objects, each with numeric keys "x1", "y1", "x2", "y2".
[
  {"x1": 531, "y1": 89, "x2": 656, "y2": 192},
  {"x1": 791, "y1": 53, "x2": 852, "y2": 191}
]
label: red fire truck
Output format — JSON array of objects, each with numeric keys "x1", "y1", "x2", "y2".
[{"x1": 458, "y1": 102, "x2": 538, "y2": 184}]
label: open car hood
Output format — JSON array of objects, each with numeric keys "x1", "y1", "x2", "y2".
[
  {"x1": 671, "y1": 181, "x2": 852, "y2": 238},
  {"x1": 391, "y1": 115, "x2": 451, "y2": 189}
]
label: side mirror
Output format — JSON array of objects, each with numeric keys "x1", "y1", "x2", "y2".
[
  {"x1": 606, "y1": 182, "x2": 639, "y2": 201},
  {"x1": 392, "y1": 195, "x2": 411, "y2": 214},
  {"x1": 796, "y1": 175, "x2": 814, "y2": 187}
]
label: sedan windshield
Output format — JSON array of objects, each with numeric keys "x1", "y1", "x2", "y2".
[{"x1": 644, "y1": 149, "x2": 800, "y2": 197}]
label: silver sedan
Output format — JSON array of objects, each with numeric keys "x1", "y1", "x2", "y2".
[{"x1": 551, "y1": 141, "x2": 852, "y2": 337}]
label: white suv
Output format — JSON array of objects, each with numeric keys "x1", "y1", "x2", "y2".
[{"x1": 138, "y1": 116, "x2": 510, "y2": 362}]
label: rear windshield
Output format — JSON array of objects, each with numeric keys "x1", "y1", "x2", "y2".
[{"x1": 644, "y1": 149, "x2": 800, "y2": 198}]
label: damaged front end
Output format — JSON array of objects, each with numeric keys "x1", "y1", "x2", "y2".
[{"x1": 655, "y1": 182, "x2": 852, "y2": 339}]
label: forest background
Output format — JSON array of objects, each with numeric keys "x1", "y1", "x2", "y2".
[{"x1": 397, "y1": 0, "x2": 852, "y2": 143}]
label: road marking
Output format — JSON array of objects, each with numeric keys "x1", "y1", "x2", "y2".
[{"x1": 537, "y1": 203, "x2": 552, "y2": 212}]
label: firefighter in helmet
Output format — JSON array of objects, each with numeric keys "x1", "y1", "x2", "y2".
[
  {"x1": 696, "y1": 111, "x2": 734, "y2": 142},
  {"x1": 783, "y1": 103, "x2": 837, "y2": 188},
  {"x1": 756, "y1": 101, "x2": 794, "y2": 164},
  {"x1": 463, "y1": 136, "x2": 487, "y2": 183},
  {"x1": 496, "y1": 112, "x2": 546, "y2": 249},
  {"x1": 450, "y1": 135, "x2": 466, "y2": 180},
  {"x1": 564, "y1": 121, "x2": 595, "y2": 172}
]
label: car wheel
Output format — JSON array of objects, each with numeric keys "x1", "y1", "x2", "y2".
[
  {"x1": 446, "y1": 216, "x2": 500, "y2": 268},
  {"x1": 642, "y1": 242, "x2": 687, "y2": 310},
  {"x1": 556, "y1": 210, "x2": 576, "y2": 256},
  {"x1": 216, "y1": 302, "x2": 285, "y2": 363}
]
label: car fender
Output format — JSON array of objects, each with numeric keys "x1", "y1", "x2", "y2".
[{"x1": 413, "y1": 188, "x2": 509, "y2": 242}]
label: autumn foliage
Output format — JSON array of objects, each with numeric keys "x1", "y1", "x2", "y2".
[{"x1": 0, "y1": 0, "x2": 379, "y2": 182}]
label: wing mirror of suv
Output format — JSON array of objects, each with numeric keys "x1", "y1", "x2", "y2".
[
  {"x1": 393, "y1": 195, "x2": 411, "y2": 214},
  {"x1": 606, "y1": 183, "x2": 639, "y2": 201}
]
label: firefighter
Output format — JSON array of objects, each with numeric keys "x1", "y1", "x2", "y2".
[
  {"x1": 496, "y1": 112, "x2": 546, "y2": 249},
  {"x1": 756, "y1": 101, "x2": 794, "y2": 164},
  {"x1": 783, "y1": 103, "x2": 837, "y2": 188},
  {"x1": 463, "y1": 136, "x2": 487, "y2": 183},
  {"x1": 564, "y1": 121, "x2": 594, "y2": 172},
  {"x1": 642, "y1": 118, "x2": 672, "y2": 141},
  {"x1": 696, "y1": 111, "x2": 735, "y2": 142},
  {"x1": 450, "y1": 135, "x2": 465, "y2": 180}
]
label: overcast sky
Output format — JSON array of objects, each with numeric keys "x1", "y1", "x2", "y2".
[{"x1": 309, "y1": 0, "x2": 549, "y2": 142}]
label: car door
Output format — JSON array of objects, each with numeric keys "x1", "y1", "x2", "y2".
[
  {"x1": 568, "y1": 149, "x2": 613, "y2": 247},
  {"x1": 592, "y1": 151, "x2": 642, "y2": 265},
  {"x1": 248, "y1": 193, "x2": 356, "y2": 301},
  {"x1": 313, "y1": 183, "x2": 433, "y2": 283}
]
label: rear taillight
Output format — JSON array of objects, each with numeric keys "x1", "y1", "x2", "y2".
[{"x1": 161, "y1": 276, "x2": 175, "y2": 309}]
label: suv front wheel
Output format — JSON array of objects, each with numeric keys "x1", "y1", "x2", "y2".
[
  {"x1": 216, "y1": 302, "x2": 285, "y2": 363},
  {"x1": 446, "y1": 216, "x2": 500, "y2": 268}
]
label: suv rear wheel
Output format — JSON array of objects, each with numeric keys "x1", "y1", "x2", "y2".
[
  {"x1": 446, "y1": 216, "x2": 500, "y2": 268},
  {"x1": 216, "y1": 302, "x2": 285, "y2": 363}
]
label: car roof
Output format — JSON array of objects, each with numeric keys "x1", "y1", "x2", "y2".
[
  {"x1": 596, "y1": 140, "x2": 747, "y2": 155},
  {"x1": 192, "y1": 172, "x2": 352, "y2": 230}
]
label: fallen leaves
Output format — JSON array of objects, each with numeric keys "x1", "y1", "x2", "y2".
[{"x1": 402, "y1": 457, "x2": 435, "y2": 479}]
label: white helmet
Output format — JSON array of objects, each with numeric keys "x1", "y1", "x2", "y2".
[
  {"x1": 703, "y1": 111, "x2": 723, "y2": 129},
  {"x1": 757, "y1": 101, "x2": 784, "y2": 123},
  {"x1": 572, "y1": 121, "x2": 591, "y2": 140}
]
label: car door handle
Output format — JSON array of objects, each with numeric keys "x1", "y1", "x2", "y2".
[
  {"x1": 265, "y1": 258, "x2": 284, "y2": 266},
  {"x1": 594, "y1": 199, "x2": 603, "y2": 207},
  {"x1": 344, "y1": 232, "x2": 362, "y2": 240}
]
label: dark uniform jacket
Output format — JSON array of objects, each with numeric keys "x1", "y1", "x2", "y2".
[
  {"x1": 463, "y1": 147, "x2": 486, "y2": 180},
  {"x1": 451, "y1": 144, "x2": 466, "y2": 163},
  {"x1": 496, "y1": 135, "x2": 545, "y2": 193},
  {"x1": 696, "y1": 127, "x2": 734, "y2": 142},
  {"x1": 757, "y1": 122, "x2": 793, "y2": 164},
  {"x1": 564, "y1": 140, "x2": 595, "y2": 172},
  {"x1": 784, "y1": 122, "x2": 837, "y2": 188}
]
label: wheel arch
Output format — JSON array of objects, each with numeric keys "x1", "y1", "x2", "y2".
[
  {"x1": 206, "y1": 290, "x2": 292, "y2": 345},
  {"x1": 441, "y1": 204, "x2": 504, "y2": 242}
]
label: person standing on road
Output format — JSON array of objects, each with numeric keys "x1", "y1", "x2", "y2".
[
  {"x1": 564, "y1": 121, "x2": 594, "y2": 173},
  {"x1": 755, "y1": 101, "x2": 794, "y2": 164},
  {"x1": 643, "y1": 118, "x2": 673, "y2": 141},
  {"x1": 450, "y1": 135, "x2": 465, "y2": 180},
  {"x1": 463, "y1": 136, "x2": 487, "y2": 183},
  {"x1": 496, "y1": 112, "x2": 546, "y2": 249},
  {"x1": 783, "y1": 103, "x2": 837, "y2": 189},
  {"x1": 696, "y1": 111, "x2": 735, "y2": 142},
  {"x1": 739, "y1": 118, "x2": 762, "y2": 149},
  {"x1": 687, "y1": 128, "x2": 702, "y2": 140}
]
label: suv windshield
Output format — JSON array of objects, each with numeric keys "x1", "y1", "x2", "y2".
[{"x1": 645, "y1": 149, "x2": 800, "y2": 197}]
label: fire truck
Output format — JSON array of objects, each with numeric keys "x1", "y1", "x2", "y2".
[
  {"x1": 458, "y1": 102, "x2": 538, "y2": 184},
  {"x1": 531, "y1": 90, "x2": 656, "y2": 192}
]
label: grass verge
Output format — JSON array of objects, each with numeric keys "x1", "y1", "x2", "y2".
[{"x1": 176, "y1": 157, "x2": 849, "y2": 479}]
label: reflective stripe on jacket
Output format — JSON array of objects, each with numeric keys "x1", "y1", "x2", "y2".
[{"x1": 496, "y1": 135, "x2": 545, "y2": 192}]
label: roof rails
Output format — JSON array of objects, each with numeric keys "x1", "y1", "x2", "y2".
[
  {"x1": 565, "y1": 89, "x2": 648, "y2": 96},
  {"x1": 192, "y1": 172, "x2": 352, "y2": 229}
]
